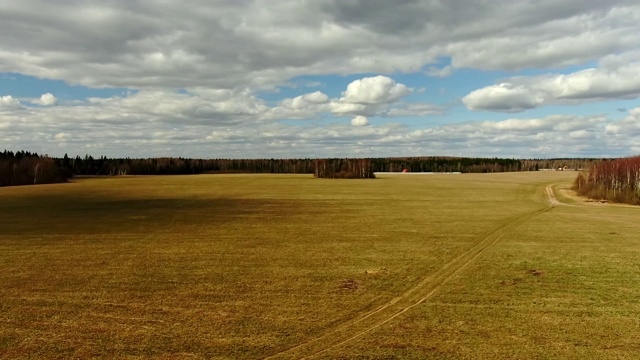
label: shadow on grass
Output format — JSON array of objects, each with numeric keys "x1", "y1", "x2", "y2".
[{"x1": 1, "y1": 194, "x2": 304, "y2": 236}]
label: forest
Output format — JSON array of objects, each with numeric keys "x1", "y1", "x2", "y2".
[
  {"x1": 0, "y1": 149, "x2": 602, "y2": 185},
  {"x1": 573, "y1": 156, "x2": 640, "y2": 205},
  {"x1": 50, "y1": 154, "x2": 597, "y2": 177},
  {"x1": 0, "y1": 150, "x2": 68, "y2": 187}
]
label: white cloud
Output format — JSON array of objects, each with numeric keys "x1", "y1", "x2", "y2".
[
  {"x1": 342, "y1": 76, "x2": 412, "y2": 105},
  {"x1": 386, "y1": 103, "x2": 443, "y2": 117},
  {"x1": 0, "y1": 95, "x2": 22, "y2": 109},
  {"x1": 0, "y1": 1, "x2": 639, "y2": 158},
  {"x1": 487, "y1": 117, "x2": 555, "y2": 132},
  {"x1": 463, "y1": 83, "x2": 544, "y2": 112},
  {"x1": 298, "y1": 91, "x2": 329, "y2": 104},
  {"x1": 0, "y1": 92, "x2": 630, "y2": 158},
  {"x1": 425, "y1": 65, "x2": 454, "y2": 78},
  {"x1": 39, "y1": 93, "x2": 58, "y2": 106},
  {"x1": 605, "y1": 106, "x2": 640, "y2": 137},
  {"x1": 275, "y1": 76, "x2": 419, "y2": 118},
  {"x1": 463, "y1": 55, "x2": 640, "y2": 112},
  {"x1": 543, "y1": 62, "x2": 640, "y2": 100},
  {"x1": 274, "y1": 91, "x2": 331, "y2": 119},
  {"x1": 280, "y1": 91, "x2": 329, "y2": 110},
  {"x1": 446, "y1": 4, "x2": 640, "y2": 71},
  {"x1": 109, "y1": 90, "x2": 270, "y2": 125},
  {"x1": 569, "y1": 130, "x2": 594, "y2": 139},
  {"x1": 0, "y1": 79, "x2": 633, "y2": 159},
  {"x1": 351, "y1": 115, "x2": 369, "y2": 126},
  {"x1": 329, "y1": 102, "x2": 373, "y2": 116},
  {"x1": 54, "y1": 132, "x2": 71, "y2": 140},
  {"x1": 0, "y1": 1, "x2": 636, "y2": 94}
]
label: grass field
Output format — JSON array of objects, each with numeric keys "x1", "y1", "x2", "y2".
[{"x1": 1, "y1": 172, "x2": 639, "y2": 359}]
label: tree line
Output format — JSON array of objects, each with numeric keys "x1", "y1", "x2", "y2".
[
  {"x1": 52, "y1": 155, "x2": 600, "y2": 177},
  {"x1": 573, "y1": 156, "x2": 640, "y2": 205},
  {"x1": 0, "y1": 150, "x2": 68, "y2": 187},
  {"x1": 1, "y1": 149, "x2": 606, "y2": 187},
  {"x1": 314, "y1": 159, "x2": 375, "y2": 178}
]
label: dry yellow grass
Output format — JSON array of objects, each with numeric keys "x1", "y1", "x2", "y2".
[{"x1": 1, "y1": 172, "x2": 639, "y2": 359}]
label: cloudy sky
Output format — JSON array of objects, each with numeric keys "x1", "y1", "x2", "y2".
[{"x1": 1, "y1": 0, "x2": 640, "y2": 159}]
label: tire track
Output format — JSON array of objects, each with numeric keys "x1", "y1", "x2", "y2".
[
  {"x1": 546, "y1": 184, "x2": 560, "y2": 206},
  {"x1": 264, "y1": 184, "x2": 558, "y2": 360},
  {"x1": 546, "y1": 183, "x2": 584, "y2": 207}
]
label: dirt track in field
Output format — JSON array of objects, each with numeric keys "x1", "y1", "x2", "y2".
[
  {"x1": 264, "y1": 184, "x2": 559, "y2": 359},
  {"x1": 546, "y1": 184, "x2": 561, "y2": 206}
]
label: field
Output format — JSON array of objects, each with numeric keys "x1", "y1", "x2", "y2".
[{"x1": 1, "y1": 172, "x2": 640, "y2": 359}]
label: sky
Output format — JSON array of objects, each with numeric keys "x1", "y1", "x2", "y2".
[{"x1": 1, "y1": 0, "x2": 640, "y2": 159}]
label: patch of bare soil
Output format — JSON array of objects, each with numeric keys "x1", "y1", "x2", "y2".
[
  {"x1": 341, "y1": 279, "x2": 360, "y2": 290},
  {"x1": 527, "y1": 269, "x2": 544, "y2": 277}
]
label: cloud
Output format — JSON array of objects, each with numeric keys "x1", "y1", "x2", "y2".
[
  {"x1": 54, "y1": 132, "x2": 71, "y2": 140},
  {"x1": 329, "y1": 102, "x2": 374, "y2": 116},
  {"x1": 1, "y1": 1, "x2": 637, "y2": 92},
  {"x1": 487, "y1": 117, "x2": 555, "y2": 132},
  {"x1": 0, "y1": 2, "x2": 639, "y2": 158},
  {"x1": 386, "y1": 103, "x2": 443, "y2": 117},
  {"x1": 39, "y1": 93, "x2": 58, "y2": 106},
  {"x1": 0, "y1": 92, "x2": 630, "y2": 158},
  {"x1": 298, "y1": 91, "x2": 329, "y2": 104},
  {"x1": 425, "y1": 65, "x2": 454, "y2": 78},
  {"x1": 275, "y1": 91, "x2": 331, "y2": 119},
  {"x1": 0, "y1": 72, "x2": 630, "y2": 159},
  {"x1": 280, "y1": 91, "x2": 329, "y2": 110},
  {"x1": 0, "y1": 95, "x2": 22, "y2": 109},
  {"x1": 606, "y1": 106, "x2": 640, "y2": 136},
  {"x1": 542, "y1": 62, "x2": 640, "y2": 100},
  {"x1": 341, "y1": 76, "x2": 412, "y2": 105},
  {"x1": 351, "y1": 115, "x2": 369, "y2": 126},
  {"x1": 110, "y1": 90, "x2": 270, "y2": 125},
  {"x1": 1, "y1": 76, "x2": 421, "y2": 138},
  {"x1": 445, "y1": 3, "x2": 640, "y2": 71},
  {"x1": 463, "y1": 56, "x2": 640, "y2": 112},
  {"x1": 463, "y1": 83, "x2": 544, "y2": 112},
  {"x1": 276, "y1": 76, "x2": 420, "y2": 118}
]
